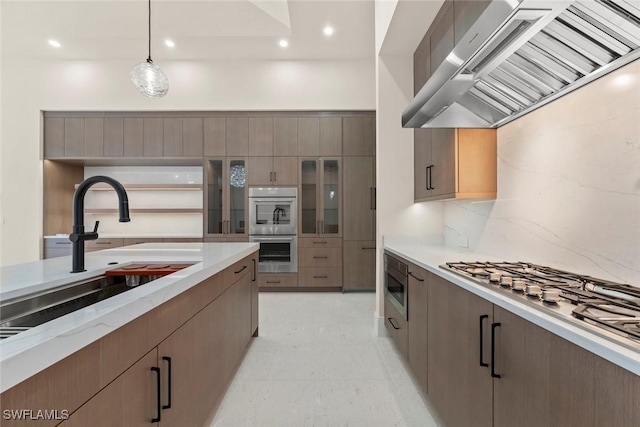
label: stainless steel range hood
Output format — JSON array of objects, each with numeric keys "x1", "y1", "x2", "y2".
[{"x1": 403, "y1": 0, "x2": 640, "y2": 128}]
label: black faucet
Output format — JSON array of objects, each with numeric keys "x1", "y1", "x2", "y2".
[{"x1": 69, "y1": 176, "x2": 130, "y2": 273}]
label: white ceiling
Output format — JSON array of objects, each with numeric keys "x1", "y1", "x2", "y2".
[{"x1": 1, "y1": 0, "x2": 375, "y2": 60}]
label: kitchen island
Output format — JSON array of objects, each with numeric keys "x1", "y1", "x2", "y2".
[
  {"x1": 383, "y1": 237, "x2": 640, "y2": 427},
  {"x1": 0, "y1": 242, "x2": 259, "y2": 426}
]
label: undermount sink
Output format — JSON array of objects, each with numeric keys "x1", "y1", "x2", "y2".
[{"x1": 1, "y1": 263, "x2": 195, "y2": 340}]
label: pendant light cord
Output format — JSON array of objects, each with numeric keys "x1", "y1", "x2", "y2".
[{"x1": 147, "y1": 0, "x2": 152, "y2": 63}]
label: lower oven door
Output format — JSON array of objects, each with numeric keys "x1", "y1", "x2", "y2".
[{"x1": 249, "y1": 235, "x2": 298, "y2": 273}]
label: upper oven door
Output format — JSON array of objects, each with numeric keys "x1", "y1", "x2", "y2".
[
  {"x1": 249, "y1": 198, "x2": 297, "y2": 235},
  {"x1": 385, "y1": 257, "x2": 408, "y2": 319}
]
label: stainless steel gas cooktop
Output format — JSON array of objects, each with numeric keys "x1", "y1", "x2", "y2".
[{"x1": 441, "y1": 261, "x2": 640, "y2": 351}]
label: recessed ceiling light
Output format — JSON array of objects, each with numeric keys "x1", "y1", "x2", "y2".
[
  {"x1": 48, "y1": 39, "x2": 61, "y2": 48},
  {"x1": 323, "y1": 26, "x2": 335, "y2": 36},
  {"x1": 165, "y1": 39, "x2": 175, "y2": 48},
  {"x1": 279, "y1": 39, "x2": 289, "y2": 48}
]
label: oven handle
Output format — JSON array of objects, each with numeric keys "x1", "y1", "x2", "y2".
[{"x1": 251, "y1": 236, "x2": 295, "y2": 241}]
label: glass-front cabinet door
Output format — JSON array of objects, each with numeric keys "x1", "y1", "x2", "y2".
[
  {"x1": 300, "y1": 160, "x2": 318, "y2": 235},
  {"x1": 322, "y1": 159, "x2": 340, "y2": 236},
  {"x1": 298, "y1": 158, "x2": 341, "y2": 236},
  {"x1": 205, "y1": 158, "x2": 247, "y2": 238}
]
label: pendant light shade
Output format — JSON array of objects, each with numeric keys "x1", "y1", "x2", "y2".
[{"x1": 131, "y1": 0, "x2": 168, "y2": 98}]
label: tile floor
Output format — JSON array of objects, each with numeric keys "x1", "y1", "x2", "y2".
[{"x1": 210, "y1": 292, "x2": 439, "y2": 427}]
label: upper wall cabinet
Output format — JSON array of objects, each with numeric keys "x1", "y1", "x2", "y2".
[
  {"x1": 343, "y1": 117, "x2": 375, "y2": 156},
  {"x1": 298, "y1": 117, "x2": 342, "y2": 157},
  {"x1": 44, "y1": 115, "x2": 204, "y2": 159},
  {"x1": 414, "y1": 128, "x2": 496, "y2": 202}
]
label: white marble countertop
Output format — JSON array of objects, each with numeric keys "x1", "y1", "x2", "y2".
[
  {"x1": 383, "y1": 237, "x2": 640, "y2": 376},
  {"x1": 0, "y1": 242, "x2": 259, "y2": 393}
]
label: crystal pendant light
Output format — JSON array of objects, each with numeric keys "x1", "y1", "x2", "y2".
[{"x1": 131, "y1": 0, "x2": 168, "y2": 98}]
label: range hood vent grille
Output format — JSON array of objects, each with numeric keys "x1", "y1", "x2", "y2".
[{"x1": 403, "y1": 0, "x2": 640, "y2": 128}]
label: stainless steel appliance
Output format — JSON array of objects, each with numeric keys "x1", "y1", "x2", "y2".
[
  {"x1": 441, "y1": 261, "x2": 640, "y2": 351},
  {"x1": 249, "y1": 187, "x2": 297, "y2": 273},
  {"x1": 385, "y1": 254, "x2": 408, "y2": 319},
  {"x1": 403, "y1": 0, "x2": 640, "y2": 128}
]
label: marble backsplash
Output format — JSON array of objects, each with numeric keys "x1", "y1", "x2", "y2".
[{"x1": 443, "y1": 60, "x2": 640, "y2": 284}]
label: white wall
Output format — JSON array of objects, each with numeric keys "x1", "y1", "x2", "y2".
[
  {"x1": 444, "y1": 60, "x2": 640, "y2": 284},
  {"x1": 0, "y1": 58, "x2": 375, "y2": 266},
  {"x1": 375, "y1": 54, "x2": 443, "y2": 332}
]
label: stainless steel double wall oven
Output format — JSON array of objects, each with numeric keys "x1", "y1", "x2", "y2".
[{"x1": 248, "y1": 187, "x2": 297, "y2": 273}]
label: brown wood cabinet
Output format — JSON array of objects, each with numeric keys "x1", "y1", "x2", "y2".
[
  {"x1": 414, "y1": 128, "x2": 496, "y2": 202},
  {"x1": 297, "y1": 117, "x2": 342, "y2": 157},
  {"x1": 225, "y1": 117, "x2": 249, "y2": 157},
  {"x1": 258, "y1": 273, "x2": 298, "y2": 288},
  {"x1": 384, "y1": 291, "x2": 408, "y2": 360},
  {"x1": 248, "y1": 156, "x2": 297, "y2": 186},
  {"x1": 298, "y1": 158, "x2": 342, "y2": 237},
  {"x1": 274, "y1": 117, "x2": 298, "y2": 156},
  {"x1": 143, "y1": 118, "x2": 164, "y2": 157},
  {"x1": 248, "y1": 117, "x2": 274, "y2": 157},
  {"x1": 104, "y1": 117, "x2": 124, "y2": 157},
  {"x1": 298, "y1": 266, "x2": 342, "y2": 288},
  {"x1": 342, "y1": 241, "x2": 375, "y2": 291},
  {"x1": 204, "y1": 118, "x2": 227, "y2": 157},
  {"x1": 407, "y1": 263, "x2": 428, "y2": 395},
  {"x1": 343, "y1": 116, "x2": 375, "y2": 156},
  {"x1": 59, "y1": 349, "x2": 158, "y2": 427},
  {"x1": 204, "y1": 158, "x2": 248, "y2": 238},
  {"x1": 2, "y1": 252, "x2": 258, "y2": 427},
  {"x1": 429, "y1": 0, "x2": 454, "y2": 77},
  {"x1": 85, "y1": 238, "x2": 124, "y2": 252},
  {"x1": 343, "y1": 156, "x2": 375, "y2": 241}
]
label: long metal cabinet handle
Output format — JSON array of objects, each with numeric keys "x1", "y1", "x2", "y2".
[
  {"x1": 387, "y1": 317, "x2": 400, "y2": 330},
  {"x1": 162, "y1": 357, "x2": 172, "y2": 409},
  {"x1": 428, "y1": 165, "x2": 434, "y2": 190},
  {"x1": 479, "y1": 315, "x2": 489, "y2": 367},
  {"x1": 151, "y1": 367, "x2": 161, "y2": 423},
  {"x1": 491, "y1": 322, "x2": 501, "y2": 378},
  {"x1": 373, "y1": 187, "x2": 376, "y2": 210},
  {"x1": 408, "y1": 272, "x2": 424, "y2": 282},
  {"x1": 313, "y1": 256, "x2": 328, "y2": 259},
  {"x1": 426, "y1": 166, "x2": 430, "y2": 190},
  {"x1": 274, "y1": 171, "x2": 277, "y2": 182},
  {"x1": 235, "y1": 265, "x2": 247, "y2": 274},
  {"x1": 370, "y1": 187, "x2": 374, "y2": 210},
  {"x1": 251, "y1": 258, "x2": 256, "y2": 282}
]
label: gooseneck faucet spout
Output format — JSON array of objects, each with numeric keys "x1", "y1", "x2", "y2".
[{"x1": 70, "y1": 176, "x2": 130, "y2": 273}]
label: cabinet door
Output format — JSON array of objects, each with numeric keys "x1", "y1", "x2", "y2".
[
  {"x1": 205, "y1": 158, "x2": 225, "y2": 236},
  {"x1": 104, "y1": 117, "x2": 124, "y2": 157},
  {"x1": 428, "y1": 273, "x2": 492, "y2": 427},
  {"x1": 298, "y1": 117, "x2": 320, "y2": 157},
  {"x1": 274, "y1": 117, "x2": 298, "y2": 156},
  {"x1": 163, "y1": 118, "x2": 183, "y2": 157},
  {"x1": 59, "y1": 349, "x2": 158, "y2": 427},
  {"x1": 407, "y1": 265, "x2": 428, "y2": 394},
  {"x1": 343, "y1": 156, "x2": 374, "y2": 240},
  {"x1": 247, "y1": 156, "x2": 273, "y2": 186},
  {"x1": 414, "y1": 34, "x2": 431, "y2": 95},
  {"x1": 342, "y1": 241, "x2": 375, "y2": 290},
  {"x1": 65, "y1": 118, "x2": 85, "y2": 157},
  {"x1": 251, "y1": 252, "x2": 259, "y2": 337},
  {"x1": 124, "y1": 118, "x2": 144, "y2": 157},
  {"x1": 493, "y1": 306, "x2": 595, "y2": 427},
  {"x1": 430, "y1": 1, "x2": 454, "y2": 75},
  {"x1": 143, "y1": 118, "x2": 164, "y2": 157},
  {"x1": 320, "y1": 158, "x2": 341, "y2": 236},
  {"x1": 44, "y1": 117, "x2": 65, "y2": 158},
  {"x1": 226, "y1": 117, "x2": 249, "y2": 156},
  {"x1": 204, "y1": 117, "x2": 226, "y2": 156},
  {"x1": 182, "y1": 117, "x2": 203, "y2": 157},
  {"x1": 248, "y1": 117, "x2": 273, "y2": 156},
  {"x1": 320, "y1": 117, "x2": 343, "y2": 156},
  {"x1": 85, "y1": 118, "x2": 104, "y2": 157},
  {"x1": 453, "y1": 0, "x2": 491, "y2": 45},
  {"x1": 227, "y1": 158, "x2": 247, "y2": 235},
  {"x1": 384, "y1": 292, "x2": 408, "y2": 359},
  {"x1": 593, "y1": 357, "x2": 640, "y2": 426},
  {"x1": 414, "y1": 129, "x2": 433, "y2": 201},
  {"x1": 343, "y1": 116, "x2": 375, "y2": 156},
  {"x1": 272, "y1": 156, "x2": 297, "y2": 186},
  {"x1": 431, "y1": 128, "x2": 456, "y2": 197},
  {"x1": 299, "y1": 159, "x2": 319, "y2": 235}
]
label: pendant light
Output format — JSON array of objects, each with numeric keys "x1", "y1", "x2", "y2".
[{"x1": 131, "y1": 0, "x2": 169, "y2": 98}]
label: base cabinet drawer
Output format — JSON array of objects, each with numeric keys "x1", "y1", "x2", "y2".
[
  {"x1": 85, "y1": 238, "x2": 124, "y2": 252},
  {"x1": 298, "y1": 237, "x2": 342, "y2": 248},
  {"x1": 384, "y1": 292, "x2": 407, "y2": 359},
  {"x1": 259, "y1": 273, "x2": 298, "y2": 288},
  {"x1": 299, "y1": 247, "x2": 342, "y2": 267},
  {"x1": 298, "y1": 267, "x2": 342, "y2": 287}
]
